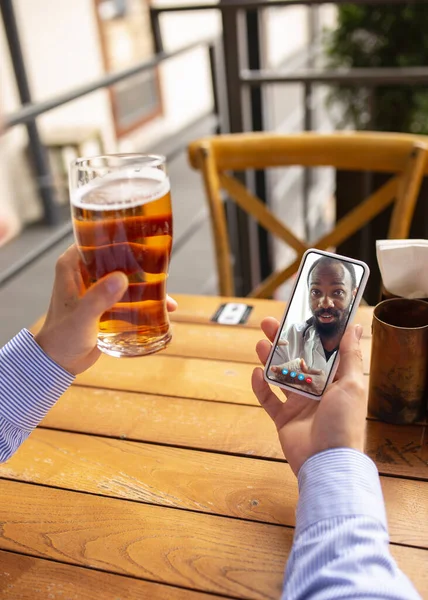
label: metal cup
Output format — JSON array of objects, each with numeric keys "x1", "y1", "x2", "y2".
[{"x1": 369, "y1": 298, "x2": 428, "y2": 424}]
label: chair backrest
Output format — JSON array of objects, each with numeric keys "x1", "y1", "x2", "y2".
[{"x1": 188, "y1": 132, "x2": 428, "y2": 298}]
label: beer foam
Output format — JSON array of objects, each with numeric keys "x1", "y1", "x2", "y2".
[{"x1": 71, "y1": 168, "x2": 170, "y2": 211}]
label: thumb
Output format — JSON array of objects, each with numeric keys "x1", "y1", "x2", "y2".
[
  {"x1": 78, "y1": 272, "x2": 129, "y2": 321},
  {"x1": 336, "y1": 324, "x2": 363, "y2": 379}
]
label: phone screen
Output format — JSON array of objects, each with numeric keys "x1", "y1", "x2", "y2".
[{"x1": 265, "y1": 250, "x2": 366, "y2": 397}]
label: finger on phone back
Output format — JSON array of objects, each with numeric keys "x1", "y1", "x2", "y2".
[
  {"x1": 261, "y1": 317, "x2": 280, "y2": 343},
  {"x1": 251, "y1": 368, "x2": 283, "y2": 422},
  {"x1": 336, "y1": 326, "x2": 363, "y2": 379},
  {"x1": 256, "y1": 339, "x2": 271, "y2": 365}
]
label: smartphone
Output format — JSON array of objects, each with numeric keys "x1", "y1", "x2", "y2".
[{"x1": 264, "y1": 249, "x2": 369, "y2": 400}]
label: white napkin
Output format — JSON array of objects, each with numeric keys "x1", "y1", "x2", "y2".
[{"x1": 376, "y1": 239, "x2": 428, "y2": 299}]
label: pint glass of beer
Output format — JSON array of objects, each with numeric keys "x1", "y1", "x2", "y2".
[{"x1": 69, "y1": 154, "x2": 173, "y2": 357}]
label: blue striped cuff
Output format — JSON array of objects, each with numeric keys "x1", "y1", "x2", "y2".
[
  {"x1": 0, "y1": 329, "x2": 75, "y2": 430},
  {"x1": 296, "y1": 448, "x2": 387, "y2": 537},
  {"x1": 0, "y1": 415, "x2": 29, "y2": 462}
]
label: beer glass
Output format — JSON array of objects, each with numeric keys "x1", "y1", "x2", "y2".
[{"x1": 69, "y1": 154, "x2": 173, "y2": 357}]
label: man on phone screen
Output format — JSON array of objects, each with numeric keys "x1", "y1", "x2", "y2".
[{"x1": 269, "y1": 256, "x2": 358, "y2": 393}]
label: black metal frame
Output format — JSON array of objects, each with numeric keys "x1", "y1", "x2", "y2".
[
  {"x1": 4, "y1": 38, "x2": 220, "y2": 128},
  {"x1": 150, "y1": 0, "x2": 428, "y2": 11},
  {"x1": 150, "y1": 0, "x2": 428, "y2": 295},
  {"x1": 1, "y1": 1, "x2": 223, "y2": 289},
  {"x1": 241, "y1": 66, "x2": 428, "y2": 86},
  {"x1": 245, "y1": 8, "x2": 270, "y2": 285},
  {"x1": 2, "y1": 9, "x2": 222, "y2": 225},
  {"x1": 218, "y1": 4, "x2": 252, "y2": 296},
  {"x1": 1, "y1": 0, "x2": 59, "y2": 226},
  {"x1": 4, "y1": 0, "x2": 428, "y2": 294}
]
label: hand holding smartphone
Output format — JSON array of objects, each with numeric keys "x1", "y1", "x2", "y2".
[{"x1": 264, "y1": 249, "x2": 369, "y2": 400}]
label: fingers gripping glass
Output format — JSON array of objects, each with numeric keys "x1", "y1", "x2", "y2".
[
  {"x1": 69, "y1": 154, "x2": 173, "y2": 358},
  {"x1": 264, "y1": 249, "x2": 369, "y2": 400}
]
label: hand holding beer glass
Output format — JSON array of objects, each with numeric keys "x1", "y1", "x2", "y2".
[{"x1": 69, "y1": 154, "x2": 173, "y2": 357}]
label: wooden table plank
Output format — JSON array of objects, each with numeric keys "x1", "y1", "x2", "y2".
[
  {"x1": 1, "y1": 429, "x2": 428, "y2": 549},
  {"x1": 0, "y1": 479, "x2": 288, "y2": 600},
  {"x1": 163, "y1": 322, "x2": 371, "y2": 367},
  {"x1": 43, "y1": 386, "x2": 281, "y2": 456},
  {"x1": 41, "y1": 386, "x2": 428, "y2": 481},
  {"x1": 0, "y1": 550, "x2": 227, "y2": 600},
  {"x1": 76, "y1": 354, "x2": 259, "y2": 406},
  {"x1": 75, "y1": 350, "x2": 372, "y2": 405},
  {"x1": 169, "y1": 294, "x2": 375, "y2": 334},
  {"x1": 171, "y1": 294, "x2": 287, "y2": 329},
  {"x1": 365, "y1": 420, "x2": 428, "y2": 479},
  {"x1": 166, "y1": 322, "x2": 260, "y2": 364},
  {"x1": 0, "y1": 480, "x2": 426, "y2": 600},
  {"x1": 0, "y1": 428, "x2": 295, "y2": 527},
  {"x1": 381, "y1": 477, "x2": 428, "y2": 548},
  {"x1": 391, "y1": 545, "x2": 428, "y2": 598}
]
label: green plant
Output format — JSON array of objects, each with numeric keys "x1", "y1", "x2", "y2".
[{"x1": 325, "y1": 3, "x2": 428, "y2": 134}]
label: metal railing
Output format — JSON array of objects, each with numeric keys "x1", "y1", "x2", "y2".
[
  {"x1": 3, "y1": 0, "x2": 428, "y2": 295},
  {"x1": 4, "y1": 39, "x2": 220, "y2": 129},
  {"x1": 150, "y1": 0, "x2": 428, "y2": 138},
  {"x1": 151, "y1": 0, "x2": 427, "y2": 7},
  {"x1": 0, "y1": 0, "x2": 222, "y2": 288},
  {"x1": 2, "y1": 0, "x2": 222, "y2": 226},
  {"x1": 150, "y1": 0, "x2": 428, "y2": 296}
]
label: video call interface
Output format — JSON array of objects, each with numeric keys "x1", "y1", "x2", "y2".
[{"x1": 267, "y1": 252, "x2": 365, "y2": 397}]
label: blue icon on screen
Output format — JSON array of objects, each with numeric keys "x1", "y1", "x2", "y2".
[
  {"x1": 298, "y1": 374, "x2": 305, "y2": 381},
  {"x1": 282, "y1": 369, "x2": 289, "y2": 375},
  {"x1": 290, "y1": 371, "x2": 297, "y2": 378}
]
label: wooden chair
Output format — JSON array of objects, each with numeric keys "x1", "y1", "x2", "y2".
[{"x1": 188, "y1": 132, "x2": 428, "y2": 298}]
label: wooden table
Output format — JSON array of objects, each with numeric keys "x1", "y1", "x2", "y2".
[{"x1": 1, "y1": 294, "x2": 427, "y2": 599}]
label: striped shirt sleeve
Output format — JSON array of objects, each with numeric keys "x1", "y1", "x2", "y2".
[
  {"x1": 0, "y1": 329, "x2": 74, "y2": 462},
  {"x1": 282, "y1": 448, "x2": 421, "y2": 600}
]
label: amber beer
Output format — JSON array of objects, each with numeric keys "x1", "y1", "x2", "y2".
[{"x1": 70, "y1": 155, "x2": 173, "y2": 357}]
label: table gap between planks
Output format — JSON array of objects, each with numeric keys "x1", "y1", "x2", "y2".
[{"x1": 0, "y1": 294, "x2": 427, "y2": 600}]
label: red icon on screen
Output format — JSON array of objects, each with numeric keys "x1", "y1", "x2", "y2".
[{"x1": 306, "y1": 377, "x2": 312, "y2": 384}]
